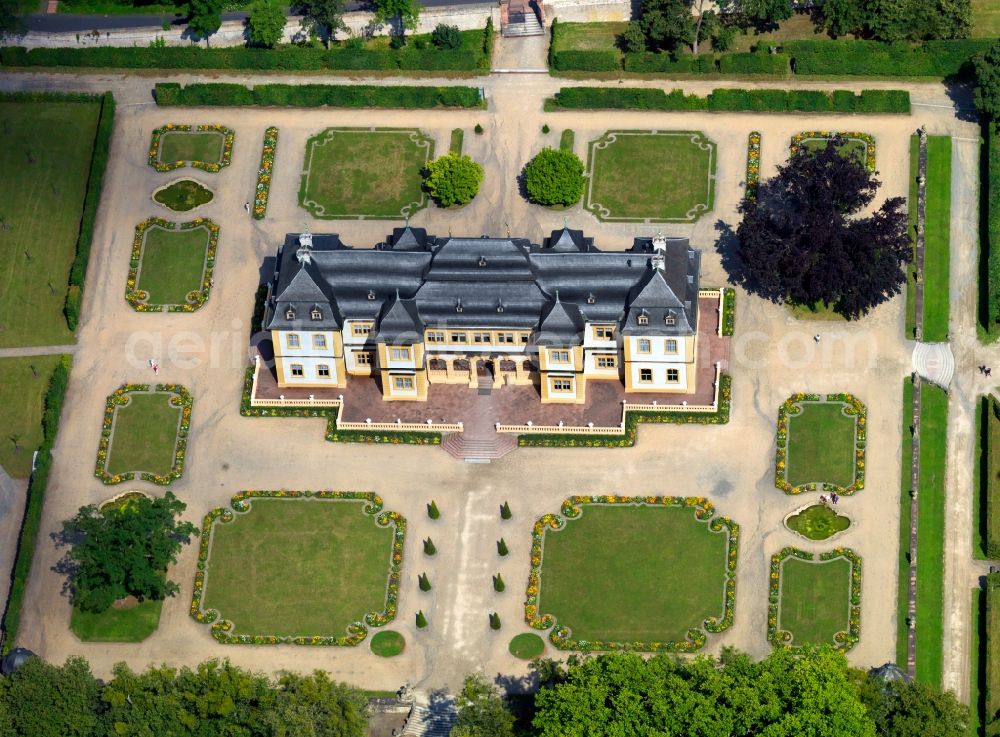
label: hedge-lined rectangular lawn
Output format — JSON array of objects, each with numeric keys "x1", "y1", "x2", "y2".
[
  {"x1": 106, "y1": 392, "x2": 182, "y2": 477},
  {"x1": 0, "y1": 100, "x2": 100, "y2": 347},
  {"x1": 787, "y1": 402, "x2": 857, "y2": 488},
  {"x1": 0, "y1": 356, "x2": 64, "y2": 478},
  {"x1": 778, "y1": 557, "x2": 850, "y2": 646},
  {"x1": 922, "y1": 136, "x2": 952, "y2": 343},
  {"x1": 157, "y1": 131, "x2": 225, "y2": 165},
  {"x1": 202, "y1": 499, "x2": 395, "y2": 637},
  {"x1": 137, "y1": 225, "x2": 210, "y2": 306},
  {"x1": 538, "y1": 505, "x2": 728, "y2": 642}
]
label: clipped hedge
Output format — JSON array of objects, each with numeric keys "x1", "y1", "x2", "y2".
[
  {"x1": 0, "y1": 28, "x2": 491, "y2": 72},
  {"x1": 549, "y1": 86, "x2": 909, "y2": 114},
  {"x1": 154, "y1": 82, "x2": 482, "y2": 109},
  {"x1": 1, "y1": 356, "x2": 72, "y2": 654},
  {"x1": 717, "y1": 52, "x2": 790, "y2": 75},
  {"x1": 987, "y1": 396, "x2": 1000, "y2": 559},
  {"x1": 550, "y1": 49, "x2": 620, "y2": 72},
  {"x1": 986, "y1": 125, "x2": 1000, "y2": 334},
  {"x1": 623, "y1": 52, "x2": 716, "y2": 74},
  {"x1": 785, "y1": 38, "x2": 995, "y2": 77}
]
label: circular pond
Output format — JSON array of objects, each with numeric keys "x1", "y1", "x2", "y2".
[
  {"x1": 153, "y1": 178, "x2": 214, "y2": 212},
  {"x1": 785, "y1": 503, "x2": 851, "y2": 541}
]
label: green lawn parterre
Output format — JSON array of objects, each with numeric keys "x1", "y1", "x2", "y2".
[
  {"x1": 153, "y1": 179, "x2": 213, "y2": 212},
  {"x1": 0, "y1": 98, "x2": 100, "y2": 348},
  {"x1": 769, "y1": 547, "x2": 861, "y2": 651},
  {"x1": 0, "y1": 355, "x2": 65, "y2": 478},
  {"x1": 70, "y1": 599, "x2": 162, "y2": 643},
  {"x1": 776, "y1": 393, "x2": 866, "y2": 494},
  {"x1": 921, "y1": 136, "x2": 952, "y2": 343},
  {"x1": 192, "y1": 491, "x2": 405, "y2": 646},
  {"x1": 790, "y1": 131, "x2": 876, "y2": 173},
  {"x1": 370, "y1": 630, "x2": 405, "y2": 657},
  {"x1": 126, "y1": 218, "x2": 217, "y2": 312},
  {"x1": 299, "y1": 127, "x2": 433, "y2": 220},
  {"x1": 785, "y1": 504, "x2": 851, "y2": 541},
  {"x1": 525, "y1": 496, "x2": 739, "y2": 652},
  {"x1": 585, "y1": 130, "x2": 716, "y2": 223},
  {"x1": 95, "y1": 384, "x2": 191, "y2": 485},
  {"x1": 148, "y1": 124, "x2": 234, "y2": 173}
]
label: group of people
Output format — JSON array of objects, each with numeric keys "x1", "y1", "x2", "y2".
[
  {"x1": 819, "y1": 492, "x2": 840, "y2": 505},
  {"x1": 148, "y1": 358, "x2": 159, "y2": 375},
  {"x1": 979, "y1": 365, "x2": 993, "y2": 377}
]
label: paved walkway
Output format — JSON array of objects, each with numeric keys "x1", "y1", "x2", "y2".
[
  {"x1": 0, "y1": 65, "x2": 984, "y2": 697},
  {"x1": 0, "y1": 344, "x2": 75, "y2": 358}
]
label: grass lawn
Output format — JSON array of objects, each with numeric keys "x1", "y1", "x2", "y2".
[
  {"x1": 538, "y1": 505, "x2": 728, "y2": 642},
  {"x1": 370, "y1": 629, "x2": 405, "y2": 657},
  {"x1": 106, "y1": 392, "x2": 181, "y2": 477},
  {"x1": 973, "y1": 0, "x2": 1000, "y2": 36},
  {"x1": 585, "y1": 131, "x2": 716, "y2": 222},
  {"x1": 551, "y1": 20, "x2": 625, "y2": 57},
  {"x1": 157, "y1": 131, "x2": 225, "y2": 166},
  {"x1": 509, "y1": 632, "x2": 545, "y2": 659},
  {"x1": 800, "y1": 136, "x2": 868, "y2": 166},
  {"x1": 299, "y1": 128, "x2": 433, "y2": 219},
  {"x1": 787, "y1": 300, "x2": 847, "y2": 321},
  {"x1": 729, "y1": 12, "x2": 832, "y2": 52},
  {"x1": 988, "y1": 578, "x2": 1000, "y2": 736},
  {"x1": 70, "y1": 599, "x2": 162, "y2": 642},
  {"x1": 137, "y1": 225, "x2": 210, "y2": 306},
  {"x1": 778, "y1": 557, "x2": 851, "y2": 646},
  {"x1": 0, "y1": 355, "x2": 64, "y2": 478},
  {"x1": 153, "y1": 179, "x2": 213, "y2": 212},
  {"x1": 786, "y1": 401, "x2": 857, "y2": 488},
  {"x1": 203, "y1": 499, "x2": 395, "y2": 637},
  {"x1": 0, "y1": 100, "x2": 100, "y2": 348},
  {"x1": 449, "y1": 128, "x2": 463, "y2": 155},
  {"x1": 908, "y1": 381, "x2": 947, "y2": 688},
  {"x1": 785, "y1": 504, "x2": 851, "y2": 540},
  {"x1": 906, "y1": 135, "x2": 919, "y2": 339},
  {"x1": 922, "y1": 136, "x2": 952, "y2": 343}
]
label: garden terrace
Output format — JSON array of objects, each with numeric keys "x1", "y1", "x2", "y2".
[
  {"x1": 95, "y1": 384, "x2": 191, "y2": 485},
  {"x1": 775, "y1": 394, "x2": 866, "y2": 495},
  {"x1": 769, "y1": 547, "x2": 861, "y2": 652},
  {"x1": 192, "y1": 493, "x2": 404, "y2": 645},
  {"x1": 299, "y1": 128, "x2": 434, "y2": 220},
  {"x1": 525, "y1": 496, "x2": 738, "y2": 651},
  {"x1": 126, "y1": 218, "x2": 217, "y2": 313},
  {"x1": 148, "y1": 124, "x2": 234, "y2": 173},
  {"x1": 585, "y1": 130, "x2": 716, "y2": 223}
]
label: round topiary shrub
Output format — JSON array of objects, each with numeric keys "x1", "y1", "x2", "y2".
[
  {"x1": 371, "y1": 630, "x2": 406, "y2": 657},
  {"x1": 523, "y1": 147, "x2": 585, "y2": 207},
  {"x1": 423, "y1": 153, "x2": 484, "y2": 208},
  {"x1": 431, "y1": 23, "x2": 462, "y2": 49}
]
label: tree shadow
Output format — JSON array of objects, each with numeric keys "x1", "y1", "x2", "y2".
[
  {"x1": 423, "y1": 690, "x2": 456, "y2": 733},
  {"x1": 714, "y1": 219, "x2": 750, "y2": 290},
  {"x1": 50, "y1": 525, "x2": 82, "y2": 600},
  {"x1": 495, "y1": 670, "x2": 539, "y2": 694},
  {"x1": 943, "y1": 78, "x2": 980, "y2": 123}
]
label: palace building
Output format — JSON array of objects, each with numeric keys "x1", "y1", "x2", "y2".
[{"x1": 262, "y1": 226, "x2": 701, "y2": 404}]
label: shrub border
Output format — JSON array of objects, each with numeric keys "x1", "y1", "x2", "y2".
[
  {"x1": 94, "y1": 383, "x2": 192, "y2": 485},
  {"x1": 190, "y1": 490, "x2": 405, "y2": 645},
  {"x1": 125, "y1": 217, "x2": 218, "y2": 312},
  {"x1": 148, "y1": 124, "x2": 235, "y2": 173},
  {"x1": 775, "y1": 392, "x2": 866, "y2": 495},
  {"x1": 252, "y1": 127, "x2": 278, "y2": 220},
  {"x1": 524, "y1": 495, "x2": 739, "y2": 652},
  {"x1": 767, "y1": 546, "x2": 862, "y2": 653},
  {"x1": 721, "y1": 287, "x2": 736, "y2": 336},
  {"x1": 745, "y1": 131, "x2": 761, "y2": 201},
  {"x1": 790, "y1": 131, "x2": 877, "y2": 173},
  {"x1": 517, "y1": 373, "x2": 731, "y2": 448}
]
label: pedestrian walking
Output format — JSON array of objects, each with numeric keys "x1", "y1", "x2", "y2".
[
  {"x1": 152, "y1": 362, "x2": 159, "y2": 375},
  {"x1": 988, "y1": 367, "x2": 993, "y2": 377},
  {"x1": 244, "y1": 202, "x2": 251, "y2": 214},
  {"x1": 980, "y1": 366, "x2": 986, "y2": 374},
  {"x1": 813, "y1": 334, "x2": 821, "y2": 343}
]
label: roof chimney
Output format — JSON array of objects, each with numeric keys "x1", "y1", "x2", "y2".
[{"x1": 296, "y1": 233, "x2": 313, "y2": 265}]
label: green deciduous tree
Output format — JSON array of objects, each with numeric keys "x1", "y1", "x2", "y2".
[
  {"x1": 816, "y1": 0, "x2": 970, "y2": 40},
  {"x1": 0, "y1": 0, "x2": 26, "y2": 40},
  {"x1": 373, "y1": 0, "x2": 421, "y2": 39},
  {"x1": 0, "y1": 656, "x2": 101, "y2": 737},
  {"x1": 431, "y1": 22, "x2": 461, "y2": 48},
  {"x1": 718, "y1": 0, "x2": 792, "y2": 29},
  {"x1": 637, "y1": 0, "x2": 693, "y2": 54},
  {"x1": 187, "y1": 0, "x2": 224, "y2": 41},
  {"x1": 298, "y1": 0, "x2": 347, "y2": 46},
  {"x1": 620, "y1": 20, "x2": 646, "y2": 52},
  {"x1": 858, "y1": 677, "x2": 968, "y2": 737},
  {"x1": 975, "y1": 41, "x2": 1000, "y2": 122},
  {"x1": 61, "y1": 491, "x2": 196, "y2": 613},
  {"x1": 247, "y1": 0, "x2": 287, "y2": 48},
  {"x1": 450, "y1": 674, "x2": 515, "y2": 737},
  {"x1": 423, "y1": 154, "x2": 485, "y2": 207},
  {"x1": 522, "y1": 147, "x2": 585, "y2": 207}
]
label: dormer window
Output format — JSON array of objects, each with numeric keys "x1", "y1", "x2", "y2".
[
  {"x1": 497, "y1": 299, "x2": 504, "y2": 313},
  {"x1": 311, "y1": 308, "x2": 322, "y2": 321},
  {"x1": 478, "y1": 256, "x2": 487, "y2": 267},
  {"x1": 587, "y1": 293, "x2": 596, "y2": 304},
  {"x1": 637, "y1": 312, "x2": 649, "y2": 326},
  {"x1": 456, "y1": 299, "x2": 464, "y2": 313},
  {"x1": 285, "y1": 307, "x2": 296, "y2": 320},
  {"x1": 368, "y1": 290, "x2": 376, "y2": 301},
  {"x1": 665, "y1": 316, "x2": 676, "y2": 326}
]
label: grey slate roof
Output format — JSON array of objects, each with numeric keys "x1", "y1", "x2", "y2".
[{"x1": 264, "y1": 229, "x2": 700, "y2": 346}]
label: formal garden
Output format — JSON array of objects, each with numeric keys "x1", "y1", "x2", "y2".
[
  {"x1": 524, "y1": 496, "x2": 738, "y2": 651},
  {"x1": 94, "y1": 384, "x2": 192, "y2": 485},
  {"x1": 191, "y1": 491, "x2": 405, "y2": 645},
  {"x1": 125, "y1": 217, "x2": 218, "y2": 312},
  {"x1": 768, "y1": 547, "x2": 862, "y2": 652},
  {"x1": 299, "y1": 127, "x2": 434, "y2": 219},
  {"x1": 584, "y1": 130, "x2": 716, "y2": 222},
  {"x1": 153, "y1": 178, "x2": 214, "y2": 212},
  {"x1": 775, "y1": 393, "x2": 866, "y2": 494},
  {"x1": 148, "y1": 124, "x2": 234, "y2": 172},
  {"x1": 790, "y1": 131, "x2": 877, "y2": 173},
  {"x1": 785, "y1": 503, "x2": 852, "y2": 541}
]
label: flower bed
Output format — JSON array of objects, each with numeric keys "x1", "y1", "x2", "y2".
[
  {"x1": 524, "y1": 495, "x2": 739, "y2": 652},
  {"x1": 94, "y1": 383, "x2": 192, "y2": 485},
  {"x1": 768, "y1": 546, "x2": 861, "y2": 653},
  {"x1": 252, "y1": 127, "x2": 278, "y2": 220},
  {"x1": 190, "y1": 490, "x2": 404, "y2": 646},
  {"x1": 775, "y1": 392, "x2": 866, "y2": 495},
  {"x1": 519, "y1": 373, "x2": 731, "y2": 448},
  {"x1": 790, "y1": 131, "x2": 876, "y2": 173},
  {"x1": 125, "y1": 217, "x2": 218, "y2": 313},
  {"x1": 745, "y1": 131, "x2": 761, "y2": 200},
  {"x1": 238, "y1": 366, "x2": 442, "y2": 445},
  {"x1": 148, "y1": 123, "x2": 235, "y2": 173},
  {"x1": 721, "y1": 288, "x2": 736, "y2": 336}
]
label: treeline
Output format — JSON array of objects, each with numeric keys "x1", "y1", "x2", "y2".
[
  {"x1": 0, "y1": 656, "x2": 368, "y2": 737},
  {"x1": 0, "y1": 25, "x2": 492, "y2": 72},
  {"x1": 154, "y1": 82, "x2": 484, "y2": 109},
  {"x1": 549, "y1": 86, "x2": 910, "y2": 113}
]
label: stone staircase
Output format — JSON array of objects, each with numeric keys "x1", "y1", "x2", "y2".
[
  {"x1": 912, "y1": 341, "x2": 955, "y2": 389},
  {"x1": 500, "y1": 0, "x2": 544, "y2": 37},
  {"x1": 401, "y1": 696, "x2": 457, "y2": 737},
  {"x1": 441, "y1": 431, "x2": 517, "y2": 462}
]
